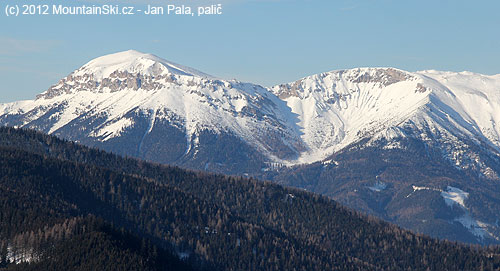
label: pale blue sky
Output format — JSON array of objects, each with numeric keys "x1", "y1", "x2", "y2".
[{"x1": 1, "y1": 0, "x2": 499, "y2": 102}]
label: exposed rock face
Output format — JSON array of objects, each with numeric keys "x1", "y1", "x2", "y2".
[
  {"x1": 273, "y1": 68, "x2": 416, "y2": 100},
  {"x1": 344, "y1": 68, "x2": 414, "y2": 86},
  {"x1": 415, "y1": 83, "x2": 428, "y2": 93},
  {"x1": 37, "y1": 72, "x2": 167, "y2": 99}
]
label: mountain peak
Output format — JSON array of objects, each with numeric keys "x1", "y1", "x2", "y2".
[
  {"x1": 271, "y1": 67, "x2": 417, "y2": 100},
  {"x1": 36, "y1": 50, "x2": 214, "y2": 99},
  {"x1": 74, "y1": 50, "x2": 213, "y2": 80}
]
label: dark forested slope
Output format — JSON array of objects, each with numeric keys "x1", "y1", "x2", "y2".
[
  {"x1": 1, "y1": 216, "x2": 195, "y2": 271},
  {"x1": 0, "y1": 127, "x2": 499, "y2": 270}
]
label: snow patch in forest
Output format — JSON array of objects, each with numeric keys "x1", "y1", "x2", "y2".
[
  {"x1": 368, "y1": 181, "x2": 387, "y2": 192},
  {"x1": 441, "y1": 186, "x2": 468, "y2": 209}
]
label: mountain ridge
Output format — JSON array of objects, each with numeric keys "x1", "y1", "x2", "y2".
[{"x1": 4, "y1": 50, "x2": 500, "y2": 167}]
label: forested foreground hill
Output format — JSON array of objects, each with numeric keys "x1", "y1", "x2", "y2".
[
  {"x1": 1, "y1": 216, "x2": 196, "y2": 271},
  {"x1": 0, "y1": 127, "x2": 500, "y2": 270}
]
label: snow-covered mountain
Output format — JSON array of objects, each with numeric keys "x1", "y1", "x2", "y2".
[
  {"x1": 272, "y1": 68, "x2": 500, "y2": 167},
  {"x1": 1, "y1": 50, "x2": 500, "y2": 244},
  {"x1": 0, "y1": 50, "x2": 304, "y2": 173}
]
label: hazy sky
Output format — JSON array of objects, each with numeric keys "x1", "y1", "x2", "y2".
[{"x1": 1, "y1": 0, "x2": 499, "y2": 102}]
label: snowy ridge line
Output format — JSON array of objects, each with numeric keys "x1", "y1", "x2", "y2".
[{"x1": 74, "y1": 49, "x2": 214, "y2": 81}]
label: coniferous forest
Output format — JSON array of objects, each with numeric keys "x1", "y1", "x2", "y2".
[{"x1": 0, "y1": 127, "x2": 499, "y2": 270}]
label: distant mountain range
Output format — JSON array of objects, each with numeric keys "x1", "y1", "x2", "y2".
[{"x1": 1, "y1": 50, "x2": 500, "y2": 244}]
